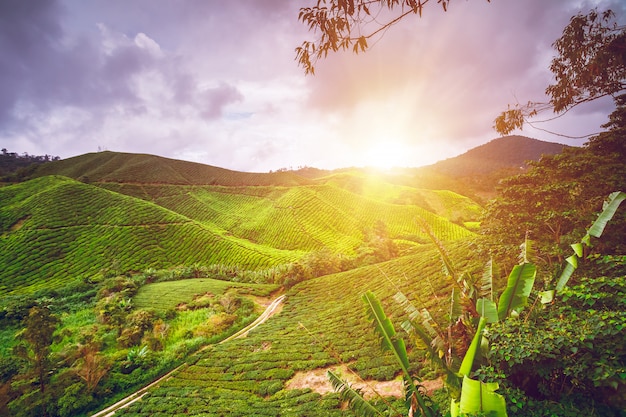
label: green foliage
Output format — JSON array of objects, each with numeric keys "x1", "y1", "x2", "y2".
[
  {"x1": 132, "y1": 277, "x2": 277, "y2": 312},
  {"x1": 496, "y1": 263, "x2": 536, "y2": 321},
  {"x1": 296, "y1": 0, "x2": 470, "y2": 75},
  {"x1": 494, "y1": 8, "x2": 626, "y2": 135},
  {"x1": 488, "y1": 275, "x2": 626, "y2": 410},
  {"x1": 102, "y1": 247, "x2": 456, "y2": 416}
]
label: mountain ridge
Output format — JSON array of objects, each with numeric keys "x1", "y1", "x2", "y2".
[{"x1": 27, "y1": 135, "x2": 568, "y2": 187}]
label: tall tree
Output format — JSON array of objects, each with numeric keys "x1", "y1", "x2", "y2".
[
  {"x1": 12, "y1": 305, "x2": 59, "y2": 416},
  {"x1": 494, "y1": 8, "x2": 626, "y2": 137},
  {"x1": 296, "y1": 0, "x2": 490, "y2": 75}
]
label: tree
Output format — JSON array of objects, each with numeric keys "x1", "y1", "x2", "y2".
[
  {"x1": 494, "y1": 8, "x2": 626, "y2": 136},
  {"x1": 15, "y1": 306, "x2": 59, "y2": 395},
  {"x1": 11, "y1": 305, "x2": 59, "y2": 416},
  {"x1": 296, "y1": 0, "x2": 490, "y2": 75},
  {"x1": 483, "y1": 98, "x2": 626, "y2": 268}
]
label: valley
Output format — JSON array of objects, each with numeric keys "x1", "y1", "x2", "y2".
[{"x1": 1, "y1": 135, "x2": 623, "y2": 417}]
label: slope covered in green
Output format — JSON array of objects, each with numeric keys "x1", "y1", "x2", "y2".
[
  {"x1": 98, "y1": 180, "x2": 477, "y2": 254},
  {"x1": 0, "y1": 176, "x2": 299, "y2": 295},
  {"x1": 31, "y1": 151, "x2": 312, "y2": 186},
  {"x1": 116, "y1": 244, "x2": 471, "y2": 416},
  {"x1": 1, "y1": 150, "x2": 482, "y2": 297}
]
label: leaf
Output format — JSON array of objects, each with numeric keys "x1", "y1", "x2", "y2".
[
  {"x1": 458, "y1": 317, "x2": 487, "y2": 377},
  {"x1": 566, "y1": 254, "x2": 578, "y2": 268},
  {"x1": 449, "y1": 288, "x2": 462, "y2": 323},
  {"x1": 588, "y1": 191, "x2": 626, "y2": 237},
  {"x1": 540, "y1": 290, "x2": 554, "y2": 304},
  {"x1": 571, "y1": 242, "x2": 584, "y2": 257},
  {"x1": 556, "y1": 262, "x2": 576, "y2": 292},
  {"x1": 476, "y1": 298, "x2": 498, "y2": 323},
  {"x1": 497, "y1": 263, "x2": 536, "y2": 320},
  {"x1": 457, "y1": 376, "x2": 508, "y2": 417},
  {"x1": 362, "y1": 291, "x2": 435, "y2": 417},
  {"x1": 518, "y1": 236, "x2": 535, "y2": 264},
  {"x1": 556, "y1": 191, "x2": 625, "y2": 292},
  {"x1": 480, "y1": 258, "x2": 495, "y2": 300},
  {"x1": 362, "y1": 291, "x2": 410, "y2": 375},
  {"x1": 328, "y1": 370, "x2": 384, "y2": 417}
]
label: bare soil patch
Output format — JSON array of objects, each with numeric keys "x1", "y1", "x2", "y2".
[{"x1": 285, "y1": 365, "x2": 443, "y2": 399}]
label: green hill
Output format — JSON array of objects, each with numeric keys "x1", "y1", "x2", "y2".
[
  {"x1": 0, "y1": 176, "x2": 299, "y2": 295},
  {"x1": 1, "y1": 150, "x2": 487, "y2": 296},
  {"x1": 426, "y1": 135, "x2": 568, "y2": 177},
  {"x1": 31, "y1": 151, "x2": 312, "y2": 186}
]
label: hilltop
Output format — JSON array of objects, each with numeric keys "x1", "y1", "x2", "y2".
[
  {"x1": 425, "y1": 135, "x2": 568, "y2": 177},
  {"x1": 31, "y1": 151, "x2": 312, "y2": 186},
  {"x1": 27, "y1": 136, "x2": 568, "y2": 190}
]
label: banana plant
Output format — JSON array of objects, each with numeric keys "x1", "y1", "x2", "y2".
[
  {"x1": 363, "y1": 291, "x2": 437, "y2": 417},
  {"x1": 554, "y1": 191, "x2": 626, "y2": 293},
  {"x1": 332, "y1": 192, "x2": 625, "y2": 417}
]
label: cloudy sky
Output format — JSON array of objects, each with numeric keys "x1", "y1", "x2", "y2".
[{"x1": 1, "y1": 0, "x2": 624, "y2": 172}]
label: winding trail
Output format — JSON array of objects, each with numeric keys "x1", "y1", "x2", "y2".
[{"x1": 90, "y1": 294, "x2": 286, "y2": 417}]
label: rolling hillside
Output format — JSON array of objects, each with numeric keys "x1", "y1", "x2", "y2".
[
  {"x1": 0, "y1": 138, "x2": 579, "y2": 416},
  {"x1": 114, "y1": 245, "x2": 475, "y2": 416},
  {"x1": 0, "y1": 176, "x2": 299, "y2": 295},
  {"x1": 1, "y1": 169, "x2": 479, "y2": 296},
  {"x1": 3, "y1": 136, "x2": 568, "y2": 296},
  {"x1": 3, "y1": 137, "x2": 568, "y2": 297}
]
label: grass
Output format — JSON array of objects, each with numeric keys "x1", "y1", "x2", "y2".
[{"x1": 133, "y1": 278, "x2": 279, "y2": 312}]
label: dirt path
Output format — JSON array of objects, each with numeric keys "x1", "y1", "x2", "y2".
[{"x1": 89, "y1": 295, "x2": 286, "y2": 417}]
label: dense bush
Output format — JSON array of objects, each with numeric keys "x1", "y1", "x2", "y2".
[{"x1": 485, "y1": 275, "x2": 626, "y2": 413}]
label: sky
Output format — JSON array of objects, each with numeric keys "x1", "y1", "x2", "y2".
[{"x1": 1, "y1": 0, "x2": 624, "y2": 172}]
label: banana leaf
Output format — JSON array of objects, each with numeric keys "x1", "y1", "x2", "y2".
[
  {"x1": 458, "y1": 316, "x2": 487, "y2": 377},
  {"x1": 449, "y1": 287, "x2": 462, "y2": 323},
  {"x1": 451, "y1": 376, "x2": 508, "y2": 417},
  {"x1": 480, "y1": 258, "x2": 496, "y2": 301},
  {"x1": 363, "y1": 291, "x2": 410, "y2": 373},
  {"x1": 476, "y1": 298, "x2": 498, "y2": 323},
  {"x1": 588, "y1": 191, "x2": 626, "y2": 238},
  {"x1": 497, "y1": 263, "x2": 536, "y2": 320},
  {"x1": 556, "y1": 191, "x2": 626, "y2": 292},
  {"x1": 328, "y1": 370, "x2": 384, "y2": 417},
  {"x1": 362, "y1": 291, "x2": 435, "y2": 417}
]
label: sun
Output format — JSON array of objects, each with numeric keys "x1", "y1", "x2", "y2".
[{"x1": 360, "y1": 140, "x2": 414, "y2": 170}]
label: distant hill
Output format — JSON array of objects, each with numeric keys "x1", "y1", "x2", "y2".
[
  {"x1": 31, "y1": 151, "x2": 312, "y2": 186},
  {"x1": 426, "y1": 135, "x2": 569, "y2": 177}
]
